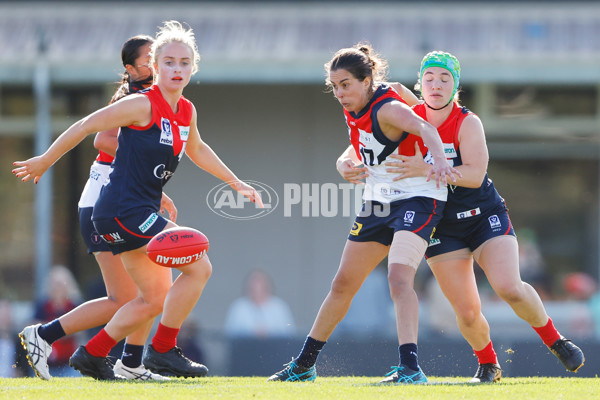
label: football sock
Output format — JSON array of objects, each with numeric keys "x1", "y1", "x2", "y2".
[
  {"x1": 399, "y1": 343, "x2": 419, "y2": 371},
  {"x1": 473, "y1": 341, "x2": 498, "y2": 364},
  {"x1": 152, "y1": 323, "x2": 180, "y2": 353},
  {"x1": 295, "y1": 336, "x2": 326, "y2": 368},
  {"x1": 532, "y1": 316, "x2": 561, "y2": 347},
  {"x1": 85, "y1": 329, "x2": 117, "y2": 358},
  {"x1": 121, "y1": 343, "x2": 145, "y2": 368},
  {"x1": 37, "y1": 320, "x2": 66, "y2": 345}
]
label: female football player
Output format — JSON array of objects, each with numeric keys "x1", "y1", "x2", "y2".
[
  {"x1": 13, "y1": 20, "x2": 263, "y2": 380},
  {"x1": 386, "y1": 51, "x2": 585, "y2": 382},
  {"x1": 268, "y1": 43, "x2": 460, "y2": 384},
  {"x1": 18, "y1": 35, "x2": 176, "y2": 381}
]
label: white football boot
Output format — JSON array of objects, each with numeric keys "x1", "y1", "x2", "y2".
[
  {"x1": 19, "y1": 324, "x2": 53, "y2": 380},
  {"x1": 114, "y1": 359, "x2": 171, "y2": 381}
]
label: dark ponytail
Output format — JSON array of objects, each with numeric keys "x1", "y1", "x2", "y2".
[
  {"x1": 109, "y1": 35, "x2": 154, "y2": 104},
  {"x1": 324, "y1": 42, "x2": 388, "y2": 89}
]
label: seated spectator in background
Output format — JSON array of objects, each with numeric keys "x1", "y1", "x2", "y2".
[
  {"x1": 31, "y1": 265, "x2": 82, "y2": 377},
  {"x1": 224, "y1": 269, "x2": 295, "y2": 338}
]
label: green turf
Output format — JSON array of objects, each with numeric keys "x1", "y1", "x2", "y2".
[{"x1": 1, "y1": 376, "x2": 597, "y2": 400}]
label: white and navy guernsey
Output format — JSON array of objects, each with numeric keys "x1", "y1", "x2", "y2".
[
  {"x1": 344, "y1": 84, "x2": 447, "y2": 204},
  {"x1": 93, "y1": 85, "x2": 193, "y2": 220},
  {"x1": 413, "y1": 103, "x2": 504, "y2": 221}
]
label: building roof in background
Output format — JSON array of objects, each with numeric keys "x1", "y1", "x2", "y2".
[{"x1": 1, "y1": 1, "x2": 599, "y2": 84}]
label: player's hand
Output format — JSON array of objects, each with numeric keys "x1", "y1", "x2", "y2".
[
  {"x1": 336, "y1": 158, "x2": 368, "y2": 184},
  {"x1": 386, "y1": 142, "x2": 431, "y2": 181},
  {"x1": 428, "y1": 157, "x2": 461, "y2": 189},
  {"x1": 12, "y1": 155, "x2": 51, "y2": 184},
  {"x1": 160, "y1": 192, "x2": 178, "y2": 222},
  {"x1": 230, "y1": 180, "x2": 264, "y2": 208}
]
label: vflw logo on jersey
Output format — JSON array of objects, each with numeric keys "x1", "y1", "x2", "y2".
[
  {"x1": 404, "y1": 211, "x2": 415, "y2": 224},
  {"x1": 160, "y1": 118, "x2": 173, "y2": 146}
]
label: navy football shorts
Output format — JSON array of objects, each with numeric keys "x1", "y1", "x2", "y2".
[
  {"x1": 92, "y1": 208, "x2": 169, "y2": 255},
  {"x1": 425, "y1": 203, "x2": 515, "y2": 258},
  {"x1": 79, "y1": 207, "x2": 111, "y2": 254},
  {"x1": 348, "y1": 197, "x2": 445, "y2": 246}
]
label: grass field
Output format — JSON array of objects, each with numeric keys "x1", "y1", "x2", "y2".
[{"x1": 1, "y1": 376, "x2": 597, "y2": 400}]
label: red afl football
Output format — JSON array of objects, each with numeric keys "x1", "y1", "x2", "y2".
[{"x1": 146, "y1": 227, "x2": 209, "y2": 267}]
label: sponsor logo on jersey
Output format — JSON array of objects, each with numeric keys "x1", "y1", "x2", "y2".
[
  {"x1": 350, "y1": 222, "x2": 363, "y2": 236},
  {"x1": 101, "y1": 232, "x2": 125, "y2": 244},
  {"x1": 379, "y1": 185, "x2": 404, "y2": 197},
  {"x1": 488, "y1": 214, "x2": 501, "y2": 230},
  {"x1": 179, "y1": 126, "x2": 190, "y2": 141},
  {"x1": 404, "y1": 211, "x2": 415, "y2": 224},
  {"x1": 443, "y1": 143, "x2": 457, "y2": 159},
  {"x1": 160, "y1": 118, "x2": 173, "y2": 146},
  {"x1": 428, "y1": 237, "x2": 441, "y2": 246},
  {"x1": 457, "y1": 207, "x2": 481, "y2": 219},
  {"x1": 139, "y1": 213, "x2": 158, "y2": 233},
  {"x1": 153, "y1": 164, "x2": 175, "y2": 180}
]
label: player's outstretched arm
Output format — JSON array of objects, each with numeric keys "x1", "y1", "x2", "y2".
[
  {"x1": 378, "y1": 101, "x2": 461, "y2": 188},
  {"x1": 12, "y1": 95, "x2": 148, "y2": 184}
]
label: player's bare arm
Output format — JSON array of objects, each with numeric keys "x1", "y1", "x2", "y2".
[
  {"x1": 453, "y1": 114, "x2": 489, "y2": 188},
  {"x1": 13, "y1": 95, "x2": 150, "y2": 183},
  {"x1": 389, "y1": 82, "x2": 420, "y2": 107},
  {"x1": 336, "y1": 145, "x2": 368, "y2": 184},
  {"x1": 377, "y1": 101, "x2": 461, "y2": 187},
  {"x1": 389, "y1": 115, "x2": 487, "y2": 187}
]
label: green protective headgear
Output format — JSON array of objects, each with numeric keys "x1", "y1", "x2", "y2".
[{"x1": 419, "y1": 51, "x2": 461, "y2": 100}]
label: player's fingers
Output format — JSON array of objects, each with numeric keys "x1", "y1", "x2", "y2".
[
  {"x1": 453, "y1": 168, "x2": 462, "y2": 180},
  {"x1": 253, "y1": 189, "x2": 264, "y2": 208},
  {"x1": 441, "y1": 174, "x2": 448, "y2": 187},
  {"x1": 352, "y1": 166, "x2": 368, "y2": 173},
  {"x1": 349, "y1": 170, "x2": 367, "y2": 178},
  {"x1": 386, "y1": 166, "x2": 404, "y2": 173}
]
